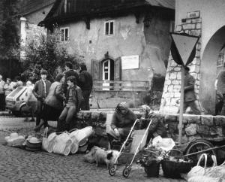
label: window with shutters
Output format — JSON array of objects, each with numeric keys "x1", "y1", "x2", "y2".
[
  {"x1": 91, "y1": 57, "x2": 121, "y2": 91},
  {"x1": 60, "y1": 27, "x2": 69, "y2": 42},
  {"x1": 104, "y1": 20, "x2": 114, "y2": 36}
]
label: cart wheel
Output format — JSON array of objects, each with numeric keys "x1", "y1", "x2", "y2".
[
  {"x1": 123, "y1": 166, "x2": 131, "y2": 178},
  {"x1": 109, "y1": 164, "x2": 117, "y2": 176},
  {"x1": 185, "y1": 139, "x2": 216, "y2": 165}
]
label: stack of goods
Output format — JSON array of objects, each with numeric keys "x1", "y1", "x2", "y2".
[
  {"x1": 42, "y1": 126, "x2": 94, "y2": 156},
  {"x1": 4, "y1": 133, "x2": 25, "y2": 147},
  {"x1": 25, "y1": 136, "x2": 42, "y2": 151}
]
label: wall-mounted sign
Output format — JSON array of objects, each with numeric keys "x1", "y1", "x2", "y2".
[
  {"x1": 187, "y1": 11, "x2": 200, "y2": 19},
  {"x1": 121, "y1": 55, "x2": 139, "y2": 70}
]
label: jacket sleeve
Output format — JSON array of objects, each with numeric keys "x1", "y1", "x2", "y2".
[
  {"x1": 32, "y1": 82, "x2": 40, "y2": 99},
  {"x1": 76, "y1": 87, "x2": 84, "y2": 110},
  {"x1": 110, "y1": 112, "x2": 118, "y2": 130},
  {"x1": 55, "y1": 84, "x2": 64, "y2": 101}
]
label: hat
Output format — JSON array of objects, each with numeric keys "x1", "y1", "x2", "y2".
[{"x1": 40, "y1": 70, "x2": 48, "y2": 75}]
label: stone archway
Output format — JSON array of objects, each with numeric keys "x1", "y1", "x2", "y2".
[{"x1": 200, "y1": 26, "x2": 225, "y2": 114}]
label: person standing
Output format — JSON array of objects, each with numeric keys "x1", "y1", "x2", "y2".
[
  {"x1": 32, "y1": 70, "x2": 51, "y2": 129},
  {"x1": 36, "y1": 73, "x2": 65, "y2": 131},
  {"x1": 4, "y1": 78, "x2": 13, "y2": 96},
  {"x1": 24, "y1": 80, "x2": 36, "y2": 122},
  {"x1": 57, "y1": 76, "x2": 83, "y2": 132},
  {"x1": 0, "y1": 75, "x2": 5, "y2": 111},
  {"x1": 79, "y1": 63, "x2": 93, "y2": 110},
  {"x1": 182, "y1": 66, "x2": 201, "y2": 115},
  {"x1": 215, "y1": 69, "x2": 225, "y2": 115},
  {"x1": 63, "y1": 62, "x2": 79, "y2": 94}
]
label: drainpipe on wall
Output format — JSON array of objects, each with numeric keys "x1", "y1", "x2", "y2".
[{"x1": 20, "y1": 17, "x2": 27, "y2": 61}]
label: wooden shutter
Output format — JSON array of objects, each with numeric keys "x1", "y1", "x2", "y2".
[
  {"x1": 91, "y1": 59, "x2": 100, "y2": 81},
  {"x1": 114, "y1": 57, "x2": 121, "y2": 81}
]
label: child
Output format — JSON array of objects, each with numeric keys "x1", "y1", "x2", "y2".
[{"x1": 57, "y1": 76, "x2": 83, "y2": 132}]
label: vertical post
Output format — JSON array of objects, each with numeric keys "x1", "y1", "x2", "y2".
[{"x1": 178, "y1": 65, "x2": 184, "y2": 144}]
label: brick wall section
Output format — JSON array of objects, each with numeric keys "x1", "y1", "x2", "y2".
[
  {"x1": 160, "y1": 16, "x2": 202, "y2": 114},
  {"x1": 78, "y1": 111, "x2": 225, "y2": 143}
]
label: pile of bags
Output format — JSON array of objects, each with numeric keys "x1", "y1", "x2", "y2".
[
  {"x1": 187, "y1": 153, "x2": 225, "y2": 182},
  {"x1": 42, "y1": 126, "x2": 94, "y2": 156}
]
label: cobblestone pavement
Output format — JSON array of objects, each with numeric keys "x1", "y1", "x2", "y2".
[{"x1": 0, "y1": 113, "x2": 186, "y2": 182}]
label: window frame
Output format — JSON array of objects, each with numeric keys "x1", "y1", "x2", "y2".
[
  {"x1": 60, "y1": 27, "x2": 70, "y2": 42},
  {"x1": 104, "y1": 20, "x2": 115, "y2": 36}
]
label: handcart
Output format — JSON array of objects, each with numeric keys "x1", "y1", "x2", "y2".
[{"x1": 108, "y1": 118, "x2": 153, "y2": 178}]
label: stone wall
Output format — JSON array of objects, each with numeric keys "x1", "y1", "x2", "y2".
[
  {"x1": 77, "y1": 111, "x2": 225, "y2": 143},
  {"x1": 160, "y1": 12, "x2": 202, "y2": 114}
]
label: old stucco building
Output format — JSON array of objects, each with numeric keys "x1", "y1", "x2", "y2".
[
  {"x1": 160, "y1": 0, "x2": 225, "y2": 115},
  {"x1": 39, "y1": 0, "x2": 175, "y2": 108}
]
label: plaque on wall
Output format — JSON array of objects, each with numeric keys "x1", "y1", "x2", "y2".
[{"x1": 121, "y1": 55, "x2": 139, "y2": 70}]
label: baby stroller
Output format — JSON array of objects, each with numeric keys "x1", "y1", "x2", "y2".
[{"x1": 108, "y1": 118, "x2": 153, "y2": 178}]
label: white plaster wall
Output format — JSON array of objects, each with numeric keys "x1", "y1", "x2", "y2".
[
  {"x1": 176, "y1": 0, "x2": 225, "y2": 56},
  {"x1": 59, "y1": 14, "x2": 167, "y2": 81}
]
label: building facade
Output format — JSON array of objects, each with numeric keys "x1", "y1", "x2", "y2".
[
  {"x1": 40, "y1": 0, "x2": 175, "y2": 108},
  {"x1": 160, "y1": 0, "x2": 225, "y2": 114}
]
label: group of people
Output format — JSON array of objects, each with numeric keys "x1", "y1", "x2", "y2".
[
  {"x1": 0, "y1": 75, "x2": 22, "y2": 111},
  {"x1": 26, "y1": 62, "x2": 93, "y2": 132},
  {"x1": 107, "y1": 102, "x2": 167, "y2": 148}
]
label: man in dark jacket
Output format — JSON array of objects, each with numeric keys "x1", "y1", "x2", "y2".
[
  {"x1": 183, "y1": 66, "x2": 201, "y2": 115},
  {"x1": 63, "y1": 62, "x2": 79, "y2": 94},
  {"x1": 79, "y1": 63, "x2": 93, "y2": 110},
  {"x1": 32, "y1": 70, "x2": 51, "y2": 129}
]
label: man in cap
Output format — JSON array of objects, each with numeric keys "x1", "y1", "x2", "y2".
[
  {"x1": 33, "y1": 69, "x2": 51, "y2": 131},
  {"x1": 182, "y1": 66, "x2": 201, "y2": 115}
]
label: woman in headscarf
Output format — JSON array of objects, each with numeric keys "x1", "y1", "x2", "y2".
[
  {"x1": 139, "y1": 105, "x2": 167, "y2": 146},
  {"x1": 107, "y1": 102, "x2": 136, "y2": 142}
]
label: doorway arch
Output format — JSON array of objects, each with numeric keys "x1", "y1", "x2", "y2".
[{"x1": 200, "y1": 26, "x2": 225, "y2": 114}]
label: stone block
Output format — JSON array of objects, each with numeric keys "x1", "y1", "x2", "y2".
[
  {"x1": 76, "y1": 112, "x2": 83, "y2": 120},
  {"x1": 99, "y1": 112, "x2": 107, "y2": 123},
  {"x1": 209, "y1": 126, "x2": 218, "y2": 136},
  {"x1": 196, "y1": 23, "x2": 202, "y2": 29},
  {"x1": 222, "y1": 126, "x2": 225, "y2": 136},
  {"x1": 217, "y1": 127, "x2": 223, "y2": 137},
  {"x1": 196, "y1": 125, "x2": 209, "y2": 135},
  {"x1": 91, "y1": 112, "x2": 100, "y2": 122},
  {"x1": 183, "y1": 115, "x2": 200, "y2": 124},
  {"x1": 188, "y1": 135, "x2": 201, "y2": 142},
  {"x1": 175, "y1": 25, "x2": 182, "y2": 32},
  {"x1": 164, "y1": 114, "x2": 178, "y2": 122},
  {"x1": 214, "y1": 116, "x2": 225, "y2": 126},
  {"x1": 185, "y1": 124, "x2": 197, "y2": 136},
  {"x1": 201, "y1": 115, "x2": 214, "y2": 126},
  {"x1": 168, "y1": 122, "x2": 178, "y2": 134}
]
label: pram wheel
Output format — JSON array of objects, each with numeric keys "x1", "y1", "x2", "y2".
[
  {"x1": 109, "y1": 164, "x2": 117, "y2": 176},
  {"x1": 123, "y1": 165, "x2": 131, "y2": 178}
]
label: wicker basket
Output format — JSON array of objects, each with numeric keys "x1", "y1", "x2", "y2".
[
  {"x1": 161, "y1": 159, "x2": 194, "y2": 179},
  {"x1": 143, "y1": 160, "x2": 160, "y2": 177}
]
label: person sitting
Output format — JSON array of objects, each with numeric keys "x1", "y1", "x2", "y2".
[
  {"x1": 139, "y1": 105, "x2": 167, "y2": 147},
  {"x1": 107, "y1": 102, "x2": 136, "y2": 147},
  {"x1": 57, "y1": 76, "x2": 83, "y2": 132}
]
